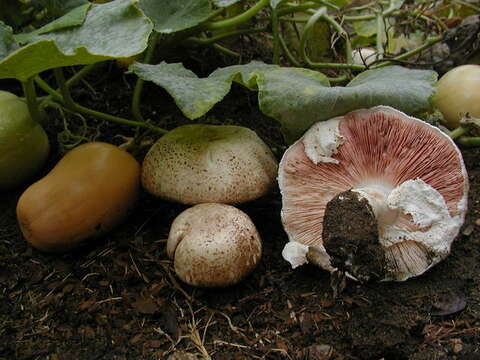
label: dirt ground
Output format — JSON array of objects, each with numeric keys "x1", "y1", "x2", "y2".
[{"x1": 1, "y1": 59, "x2": 479, "y2": 360}]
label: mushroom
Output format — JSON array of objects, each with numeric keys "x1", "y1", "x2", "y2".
[
  {"x1": 142, "y1": 124, "x2": 278, "y2": 204},
  {"x1": 352, "y1": 47, "x2": 377, "y2": 66},
  {"x1": 167, "y1": 203, "x2": 262, "y2": 287},
  {"x1": 278, "y1": 106, "x2": 468, "y2": 282}
]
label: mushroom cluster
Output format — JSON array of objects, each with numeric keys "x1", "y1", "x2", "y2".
[
  {"x1": 142, "y1": 124, "x2": 278, "y2": 287},
  {"x1": 279, "y1": 106, "x2": 468, "y2": 282}
]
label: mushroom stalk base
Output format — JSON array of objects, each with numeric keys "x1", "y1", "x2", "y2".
[{"x1": 322, "y1": 189, "x2": 387, "y2": 282}]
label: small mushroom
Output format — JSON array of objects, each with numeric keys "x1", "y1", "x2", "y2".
[
  {"x1": 279, "y1": 106, "x2": 468, "y2": 281},
  {"x1": 167, "y1": 203, "x2": 262, "y2": 287},
  {"x1": 352, "y1": 47, "x2": 378, "y2": 66},
  {"x1": 142, "y1": 124, "x2": 278, "y2": 204}
]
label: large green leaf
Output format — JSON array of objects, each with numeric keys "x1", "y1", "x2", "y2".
[
  {"x1": 210, "y1": 61, "x2": 280, "y2": 90},
  {"x1": 14, "y1": 3, "x2": 91, "y2": 44},
  {"x1": 131, "y1": 62, "x2": 232, "y2": 119},
  {"x1": 139, "y1": 0, "x2": 211, "y2": 34},
  {"x1": 0, "y1": 0, "x2": 153, "y2": 81},
  {"x1": 131, "y1": 61, "x2": 436, "y2": 142},
  {"x1": 259, "y1": 66, "x2": 437, "y2": 141},
  {"x1": 131, "y1": 61, "x2": 279, "y2": 119}
]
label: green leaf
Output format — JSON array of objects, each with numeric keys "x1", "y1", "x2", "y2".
[
  {"x1": 130, "y1": 61, "x2": 279, "y2": 119},
  {"x1": 131, "y1": 61, "x2": 436, "y2": 143},
  {"x1": 210, "y1": 61, "x2": 280, "y2": 90},
  {"x1": 257, "y1": 68, "x2": 331, "y2": 141},
  {"x1": 139, "y1": 0, "x2": 211, "y2": 34},
  {"x1": 14, "y1": 3, "x2": 91, "y2": 44},
  {"x1": 0, "y1": 0, "x2": 153, "y2": 81},
  {"x1": 352, "y1": 16, "x2": 377, "y2": 38},
  {"x1": 0, "y1": 23, "x2": 17, "y2": 59},
  {"x1": 132, "y1": 62, "x2": 232, "y2": 119},
  {"x1": 259, "y1": 66, "x2": 437, "y2": 142}
]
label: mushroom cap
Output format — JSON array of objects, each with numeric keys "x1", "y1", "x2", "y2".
[
  {"x1": 167, "y1": 203, "x2": 262, "y2": 287},
  {"x1": 142, "y1": 125, "x2": 278, "y2": 204},
  {"x1": 279, "y1": 106, "x2": 468, "y2": 281}
]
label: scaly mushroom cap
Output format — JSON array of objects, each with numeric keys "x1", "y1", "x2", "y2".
[
  {"x1": 167, "y1": 203, "x2": 262, "y2": 287},
  {"x1": 142, "y1": 125, "x2": 278, "y2": 204},
  {"x1": 279, "y1": 106, "x2": 468, "y2": 281}
]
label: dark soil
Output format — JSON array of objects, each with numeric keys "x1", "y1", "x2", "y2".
[
  {"x1": 323, "y1": 190, "x2": 385, "y2": 284},
  {"x1": 1, "y1": 58, "x2": 480, "y2": 360}
]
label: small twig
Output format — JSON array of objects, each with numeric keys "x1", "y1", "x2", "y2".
[
  {"x1": 129, "y1": 251, "x2": 149, "y2": 283},
  {"x1": 96, "y1": 297, "x2": 123, "y2": 305}
]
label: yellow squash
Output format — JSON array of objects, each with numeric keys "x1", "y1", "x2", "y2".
[{"x1": 16, "y1": 142, "x2": 140, "y2": 252}]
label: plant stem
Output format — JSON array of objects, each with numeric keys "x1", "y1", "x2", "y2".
[
  {"x1": 54, "y1": 68, "x2": 75, "y2": 108},
  {"x1": 449, "y1": 126, "x2": 468, "y2": 140},
  {"x1": 21, "y1": 78, "x2": 45, "y2": 125},
  {"x1": 457, "y1": 136, "x2": 480, "y2": 147},
  {"x1": 34, "y1": 76, "x2": 63, "y2": 102},
  {"x1": 212, "y1": 43, "x2": 240, "y2": 57},
  {"x1": 300, "y1": 7, "x2": 361, "y2": 69},
  {"x1": 343, "y1": 0, "x2": 398, "y2": 21},
  {"x1": 372, "y1": 35, "x2": 443, "y2": 68},
  {"x1": 314, "y1": 0, "x2": 340, "y2": 11},
  {"x1": 205, "y1": 7, "x2": 226, "y2": 21},
  {"x1": 375, "y1": 12, "x2": 385, "y2": 60},
  {"x1": 205, "y1": 0, "x2": 269, "y2": 30},
  {"x1": 327, "y1": 73, "x2": 350, "y2": 83},
  {"x1": 452, "y1": 0, "x2": 480, "y2": 12},
  {"x1": 279, "y1": 33, "x2": 302, "y2": 67},
  {"x1": 35, "y1": 75, "x2": 168, "y2": 134},
  {"x1": 65, "y1": 63, "x2": 98, "y2": 88},
  {"x1": 272, "y1": 8, "x2": 281, "y2": 64},
  {"x1": 132, "y1": 32, "x2": 159, "y2": 123},
  {"x1": 72, "y1": 103, "x2": 168, "y2": 134},
  {"x1": 277, "y1": 3, "x2": 319, "y2": 17},
  {"x1": 187, "y1": 27, "x2": 267, "y2": 45}
]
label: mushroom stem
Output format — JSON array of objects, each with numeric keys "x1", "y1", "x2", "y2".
[
  {"x1": 322, "y1": 189, "x2": 387, "y2": 282},
  {"x1": 352, "y1": 184, "x2": 398, "y2": 225}
]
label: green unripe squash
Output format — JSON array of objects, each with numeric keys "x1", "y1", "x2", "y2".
[{"x1": 0, "y1": 90, "x2": 49, "y2": 190}]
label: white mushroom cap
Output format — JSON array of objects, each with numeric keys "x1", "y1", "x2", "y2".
[
  {"x1": 279, "y1": 106, "x2": 469, "y2": 281},
  {"x1": 352, "y1": 47, "x2": 378, "y2": 66},
  {"x1": 167, "y1": 203, "x2": 262, "y2": 287},
  {"x1": 142, "y1": 125, "x2": 278, "y2": 204}
]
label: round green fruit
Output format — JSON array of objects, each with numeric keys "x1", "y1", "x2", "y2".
[{"x1": 0, "y1": 91, "x2": 49, "y2": 190}]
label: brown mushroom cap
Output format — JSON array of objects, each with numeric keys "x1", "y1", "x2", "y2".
[
  {"x1": 279, "y1": 106, "x2": 468, "y2": 281},
  {"x1": 167, "y1": 203, "x2": 262, "y2": 287},
  {"x1": 142, "y1": 125, "x2": 278, "y2": 204}
]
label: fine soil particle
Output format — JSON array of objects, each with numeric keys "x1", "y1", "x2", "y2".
[{"x1": 322, "y1": 190, "x2": 386, "y2": 283}]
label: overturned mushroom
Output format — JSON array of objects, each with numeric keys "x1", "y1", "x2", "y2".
[
  {"x1": 167, "y1": 203, "x2": 262, "y2": 287},
  {"x1": 142, "y1": 125, "x2": 278, "y2": 204},
  {"x1": 279, "y1": 106, "x2": 468, "y2": 282}
]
